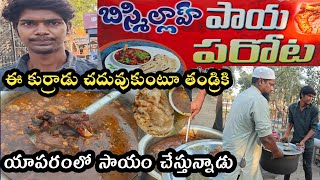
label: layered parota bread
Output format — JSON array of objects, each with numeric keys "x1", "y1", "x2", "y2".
[
  {"x1": 133, "y1": 88, "x2": 175, "y2": 136},
  {"x1": 140, "y1": 54, "x2": 179, "y2": 73}
]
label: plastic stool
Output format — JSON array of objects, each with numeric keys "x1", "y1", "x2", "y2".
[{"x1": 313, "y1": 138, "x2": 320, "y2": 165}]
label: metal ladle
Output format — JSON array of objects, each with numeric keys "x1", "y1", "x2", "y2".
[{"x1": 185, "y1": 117, "x2": 192, "y2": 142}]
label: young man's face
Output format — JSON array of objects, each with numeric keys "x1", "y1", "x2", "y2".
[
  {"x1": 17, "y1": 9, "x2": 69, "y2": 55},
  {"x1": 301, "y1": 94, "x2": 315, "y2": 105}
]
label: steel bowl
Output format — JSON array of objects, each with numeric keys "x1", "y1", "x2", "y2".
[{"x1": 138, "y1": 125, "x2": 223, "y2": 179}]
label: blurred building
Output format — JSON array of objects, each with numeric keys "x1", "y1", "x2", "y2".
[{"x1": 0, "y1": 1, "x2": 28, "y2": 68}]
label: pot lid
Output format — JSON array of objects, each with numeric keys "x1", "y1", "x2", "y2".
[{"x1": 263, "y1": 142, "x2": 304, "y2": 156}]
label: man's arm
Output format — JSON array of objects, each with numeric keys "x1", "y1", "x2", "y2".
[
  {"x1": 281, "y1": 122, "x2": 293, "y2": 140},
  {"x1": 252, "y1": 98, "x2": 283, "y2": 158},
  {"x1": 260, "y1": 134, "x2": 284, "y2": 158},
  {"x1": 299, "y1": 108, "x2": 319, "y2": 147},
  {"x1": 190, "y1": 89, "x2": 206, "y2": 120},
  {"x1": 299, "y1": 130, "x2": 315, "y2": 147},
  {"x1": 281, "y1": 105, "x2": 294, "y2": 140}
]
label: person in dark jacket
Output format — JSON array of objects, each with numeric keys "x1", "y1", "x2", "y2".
[{"x1": 281, "y1": 86, "x2": 319, "y2": 180}]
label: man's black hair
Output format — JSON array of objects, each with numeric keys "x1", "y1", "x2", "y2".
[
  {"x1": 300, "y1": 85, "x2": 316, "y2": 99},
  {"x1": 2, "y1": 0, "x2": 75, "y2": 29}
]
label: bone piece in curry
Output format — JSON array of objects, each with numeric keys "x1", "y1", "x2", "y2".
[{"x1": 35, "y1": 110, "x2": 94, "y2": 138}]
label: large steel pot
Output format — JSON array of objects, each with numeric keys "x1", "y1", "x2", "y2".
[
  {"x1": 138, "y1": 125, "x2": 223, "y2": 180},
  {"x1": 260, "y1": 142, "x2": 303, "y2": 175}
]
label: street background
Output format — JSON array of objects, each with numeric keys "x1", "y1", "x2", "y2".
[{"x1": 191, "y1": 88, "x2": 320, "y2": 180}]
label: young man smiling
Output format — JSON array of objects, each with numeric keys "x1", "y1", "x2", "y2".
[
  {"x1": 0, "y1": 0, "x2": 99, "y2": 90},
  {"x1": 281, "y1": 86, "x2": 319, "y2": 180}
]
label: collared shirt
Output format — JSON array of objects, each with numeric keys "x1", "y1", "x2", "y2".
[
  {"x1": 315, "y1": 123, "x2": 320, "y2": 139},
  {"x1": 218, "y1": 85, "x2": 272, "y2": 180},
  {"x1": 0, "y1": 51, "x2": 101, "y2": 91},
  {"x1": 288, "y1": 101, "x2": 319, "y2": 149}
]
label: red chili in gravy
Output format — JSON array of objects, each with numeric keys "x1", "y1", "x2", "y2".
[{"x1": 115, "y1": 48, "x2": 151, "y2": 65}]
